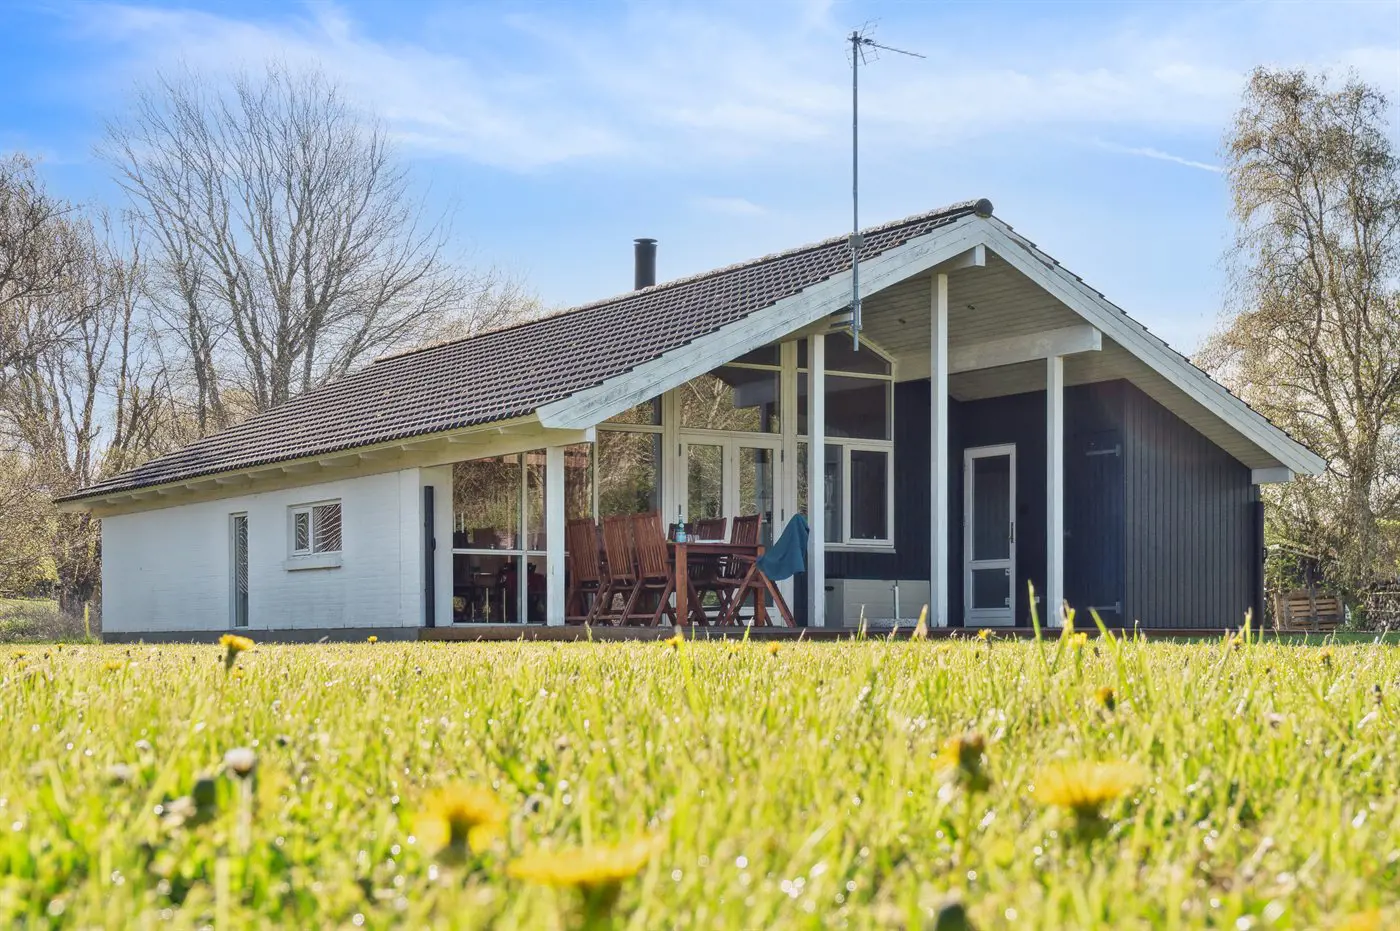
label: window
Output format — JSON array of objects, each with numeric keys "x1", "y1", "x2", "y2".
[
  {"x1": 796, "y1": 338, "x2": 896, "y2": 547},
  {"x1": 596, "y1": 430, "x2": 662, "y2": 516},
  {"x1": 230, "y1": 513, "x2": 249, "y2": 628},
  {"x1": 451, "y1": 454, "x2": 553, "y2": 624},
  {"x1": 678, "y1": 366, "x2": 781, "y2": 433},
  {"x1": 289, "y1": 501, "x2": 342, "y2": 556}
]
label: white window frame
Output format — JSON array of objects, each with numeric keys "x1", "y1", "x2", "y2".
[
  {"x1": 285, "y1": 500, "x2": 343, "y2": 570},
  {"x1": 840, "y1": 442, "x2": 896, "y2": 547},
  {"x1": 797, "y1": 337, "x2": 897, "y2": 550}
]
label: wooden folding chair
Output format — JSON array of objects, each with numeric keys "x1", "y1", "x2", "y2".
[
  {"x1": 565, "y1": 518, "x2": 608, "y2": 624},
  {"x1": 598, "y1": 515, "x2": 639, "y2": 625},
  {"x1": 629, "y1": 512, "x2": 679, "y2": 626},
  {"x1": 710, "y1": 515, "x2": 794, "y2": 627}
]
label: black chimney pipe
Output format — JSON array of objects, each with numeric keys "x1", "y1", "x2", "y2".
[{"x1": 633, "y1": 238, "x2": 657, "y2": 290}]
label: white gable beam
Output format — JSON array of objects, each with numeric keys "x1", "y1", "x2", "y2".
[
  {"x1": 952, "y1": 325, "x2": 1100, "y2": 373},
  {"x1": 536, "y1": 217, "x2": 985, "y2": 430},
  {"x1": 979, "y1": 222, "x2": 1325, "y2": 477},
  {"x1": 1251, "y1": 467, "x2": 1294, "y2": 485},
  {"x1": 897, "y1": 325, "x2": 1101, "y2": 383},
  {"x1": 932, "y1": 243, "x2": 986, "y2": 273}
]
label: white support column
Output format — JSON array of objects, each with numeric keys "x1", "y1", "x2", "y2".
[
  {"x1": 1046, "y1": 355, "x2": 1065, "y2": 626},
  {"x1": 778, "y1": 340, "x2": 799, "y2": 610},
  {"x1": 807, "y1": 334, "x2": 826, "y2": 627},
  {"x1": 545, "y1": 445, "x2": 566, "y2": 626},
  {"x1": 930, "y1": 273, "x2": 950, "y2": 626}
]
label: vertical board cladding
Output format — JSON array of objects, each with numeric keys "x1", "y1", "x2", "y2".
[
  {"x1": 1122, "y1": 383, "x2": 1257, "y2": 628},
  {"x1": 823, "y1": 379, "x2": 1129, "y2": 627},
  {"x1": 99, "y1": 469, "x2": 423, "y2": 635}
]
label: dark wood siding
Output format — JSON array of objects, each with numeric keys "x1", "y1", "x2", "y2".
[
  {"x1": 1122, "y1": 383, "x2": 1258, "y2": 628},
  {"x1": 806, "y1": 377, "x2": 1259, "y2": 630}
]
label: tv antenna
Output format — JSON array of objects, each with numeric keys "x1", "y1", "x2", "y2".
[{"x1": 848, "y1": 25, "x2": 924, "y2": 349}]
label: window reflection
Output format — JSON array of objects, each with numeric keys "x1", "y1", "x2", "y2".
[
  {"x1": 679, "y1": 366, "x2": 780, "y2": 433},
  {"x1": 597, "y1": 431, "x2": 662, "y2": 516}
]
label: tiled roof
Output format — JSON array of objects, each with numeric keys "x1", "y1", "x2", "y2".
[{"x1": 65, "y1": 200, "x2": 986, "y2": 501}]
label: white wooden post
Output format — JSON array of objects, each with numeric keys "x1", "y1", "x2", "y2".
[
  {"x1": 1046, "y1": 355, "x2": 1065, "y2": 626},
  {"x1": 807, "y1": 334, "x2": 826, "y2": 627},
  {"x1": 930, "y1": 273, "x2": 950, "y2": 626},
  {"x1": 545, "y1": 445, "x2": 566, "y2": 626}
]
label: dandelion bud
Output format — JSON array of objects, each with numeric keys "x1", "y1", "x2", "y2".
[{"x1": 224, "y1": 747, "x2": 257, "y2": 778}]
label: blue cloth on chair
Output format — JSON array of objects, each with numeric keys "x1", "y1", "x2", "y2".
[{"x1": 757, "y1": 513, "x2": 809, "y2": 582}]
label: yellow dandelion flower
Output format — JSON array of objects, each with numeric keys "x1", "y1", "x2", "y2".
[
  {"x1": 414, "y1": 784, "x2": 508, "y2": 857},
  {"x1": 727, "y1": 643, "x2": 743, "y2": 654},
  {"x1": 766, "y1": 641, "x2": 781, "y2": 656},
  {"x1": 219, "y1": 633, "x2": 254, "y2": 672},
  {"x1": 1034, "y1": 761, "x2": 1143, "y2": 828},
  {"x1": 508, "y1": 836, "x2": 658, "y2": 890},
  {"x1": 367, "y1": 635, "x2": 378, "y2": 643},
  {"x1": 219, "y1": 633, "x2": 253, "y2": 653},
  {"x1": 663, "y1": 631, "x2": 684, "y2": 650},
  {"x1": 1067, "y1": 631, "x2": 1089, "y2": 648},
  {"x1": 1319, "y1": 647, "x2": 1334, "y2": 666},
  {"x1": 977, "y1": 628, "x2": 994, "y2": 642},
  {"x1": 1095, "y1": 686, "x2": 1117, "y2": 711},
  {"x1": 103, "y1": 660, "x2": 124, "y2": 672},
  {"x1": 935, "y1": 732, "x2": 990, "y2": 792}
]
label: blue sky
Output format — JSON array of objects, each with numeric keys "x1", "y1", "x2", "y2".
[{"x1": 2, "y1": 0, "x2": 1397, "y2": 352}]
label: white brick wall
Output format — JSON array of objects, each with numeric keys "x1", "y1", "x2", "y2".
[{"x1": 101, "y1": 468, "x2": 427, "y2": 634}]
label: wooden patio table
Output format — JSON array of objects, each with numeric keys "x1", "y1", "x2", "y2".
[{"x1": 671, "y1": 540, "x2": 785, "y2": 627}]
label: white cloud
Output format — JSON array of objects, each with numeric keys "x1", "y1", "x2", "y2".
[{"x1": 79, "y1": 0, "x2": 1400, "y2": 174}]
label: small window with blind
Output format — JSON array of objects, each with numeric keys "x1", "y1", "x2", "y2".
[{"x1": 287, "y1": 501, "x2": 342, "y2": 564}]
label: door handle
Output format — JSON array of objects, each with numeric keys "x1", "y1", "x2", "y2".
[{"x1": 1009, "y1": 521, "x2": 1015, "y2": 544}]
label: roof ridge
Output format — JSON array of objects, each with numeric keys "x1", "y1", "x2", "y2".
[{"x1": 374, "y1": 199, "x2": 986, "y2": 365}]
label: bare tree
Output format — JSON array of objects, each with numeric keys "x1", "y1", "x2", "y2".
[
  {"x1": 0, "y1": 154, "x2": 89, "y2": 380},
  {"x1": 0, "y1": 217, "x2": 168, "y2": 615},
  {"x1": 1200, "y1": 68, "x2": 1400, "y2": 596},
  {"x1": 104, "y1": 63, "x2": 532, "y2": 426}
]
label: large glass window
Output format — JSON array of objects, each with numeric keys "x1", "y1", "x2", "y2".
[
  {"x1": 453, "y1": 455, "x2": 521, "y2": 549},
  {"x1": 849, "y1": 449, "x2": 890, "y2": 541},
  {"x1": 451, "y1": 454, "x2": 548, "y2": 624},
  {"x1": 679, "y1": 366, "x2": 781, "y2": 433},
  {"x1": 797, "y1": 337, "x2": 895, "y2": 547},
  {"x1": 597, "y1": 430, "x2": 662, "y2": 517},
  {"x1": 798, "y1": 374, "x2": 891, "y2": 440}
]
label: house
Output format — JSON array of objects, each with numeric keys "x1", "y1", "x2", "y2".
[{"x1": 59, "y1": 199, "x2": 1325, "y2": 640}]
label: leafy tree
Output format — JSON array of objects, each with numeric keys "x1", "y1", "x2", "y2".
[{"x1": 1202, "y1": 68, "x2": 1400, "y2": 597}]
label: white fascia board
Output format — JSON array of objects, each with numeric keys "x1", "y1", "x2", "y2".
[
  {"x1": 536, "y1": 217, "x2": 986, "y2": 430},
  {"x1": 1251, "y1": 467, "x2": 1294, "y2": 485},
  {"x1": 980, "y1": 221, "x2": 1327, "y2": 477}
]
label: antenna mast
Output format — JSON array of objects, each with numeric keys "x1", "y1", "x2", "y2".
[{"x1": 848, "y1": 26, "x2": 924, "y2": 350}]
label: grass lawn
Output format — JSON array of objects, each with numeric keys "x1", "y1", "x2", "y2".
[{"x1": 0, "y1": 633, "x2": 1395, "y2": 929}]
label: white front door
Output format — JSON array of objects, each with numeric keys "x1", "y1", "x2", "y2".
[
  {"x1": 964, "y1": 444, "x2": 1016, "y2": 627},
  {"x1": 680, "y1": 434, "x2": 782, "y2": 545}
]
